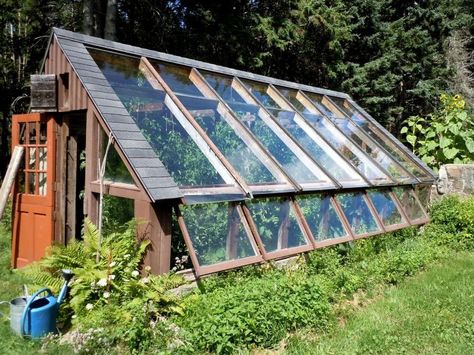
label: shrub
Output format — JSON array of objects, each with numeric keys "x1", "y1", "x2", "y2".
[
  {"x1": 175, "y1": 269, "x2": 331, "y2": 353},
  {"x1": 21, "y1": 218, "x2": 185, "y2": 353},
  {"x1": 401, "y1": 93, "x2": 474, "y2": 170},
  {"x1": 21, "y1": 194, "x2": 474, "y2": 354}
]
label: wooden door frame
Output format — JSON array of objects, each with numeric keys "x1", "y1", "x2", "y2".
[{"x1": 11, "y1": 113, "x2": 57, "y2": 267}]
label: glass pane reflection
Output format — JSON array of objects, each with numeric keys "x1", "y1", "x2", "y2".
[
  {"x1": 203, "y1": 72, "x2": 321, "y2": 184},
  {"x1": 297, "y1": 195, "x2": 348, "y2": 241},
  {"x1": 337, "y1": 192, "x2": 380, "y2": 235},
  {"x1": 368, "y1": 190, "x2": 404, "y2": 227},
  {"x1": 394, "y1": 187, "x2": 426, "y2": 221},
  {"x1": 182, "y1": 203, "x2": 257, "y2": 266},
  {"x1": 89, "y1": 49, "x2": 226, "y2": 188},
  {"x1": 247, "y1": 197, "x2": 308, "y2": 252},
  {"x1": 330, "y1": 97, "x2": 432, "y2": 180}
]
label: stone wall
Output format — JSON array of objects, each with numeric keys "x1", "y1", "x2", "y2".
[{"x1": 433, "y1": 164, "x2": 474, "y2": 200}]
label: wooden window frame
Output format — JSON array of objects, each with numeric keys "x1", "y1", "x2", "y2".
[
  {"x1": 392, "y1": 187, "x2": 430, "y2": 226},
  {"x1": 241, "y1": 197, "x2": 314, "y2": 261},
  {"x1": 294, "y1": 194, "x2": 355, "y2": 248},
  {"x1": 139, "y1": 57, "x2": 298, "y2": 196},
  {"x1": 367, "y1": 189, "x2": 411, "y2": 232},
  {"x1": 175, "y1": 203, "x2": 264, "y2": 277},
  {"x1": 321, "y1": 95, "x2": 419, "y2": 184},
  {"x1": 333, "y1": 191, "x2": 387, "y2": 240},
  {"x1": 297, "y1": 90, "x2": 398, "y2": 186},
  {"x1": 205, "y1": 74, "x2": 337, "y2": 191}
]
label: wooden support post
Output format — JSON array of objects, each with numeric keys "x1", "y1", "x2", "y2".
[
  {"x1": 84, "y1": 102, "x2": 99, "y2": 223},
  {"x1": 135, "y1": 200, "x2": 172, "y2": 275}
]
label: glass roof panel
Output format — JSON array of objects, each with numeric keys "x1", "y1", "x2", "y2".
[
  {"x1": 297, "y1": 93, "x2": 413, "y2": 183},
  {"x1": 393, "y1": 187, "x2": 427, "y2": 222},
  {"x1": 368, "y1": 189, "x2": 405, "y2": 227},
  {"x1": 297, "y1": 194, "x2": 349, "y2": 241},
  {"x1": 149, "y1": 61, "x2": 292, "y2": 187},
  {"x1": 266, "y1": 108, "x2": 366, "y2": 184},
  {"x1": 201, "y1": 72, "x2": 330, "y2": 185},
  {"x1": 241, "y1": 80, "x2": 281, "y2": 109},
  {"x1": 336, "y1": 192, "x2": 381, "y2": 235},
  {"x1": 246, "y1": 197, "x2": 310, "y2": 252},
  {"x1": 89, "y1": 49, "x2": 230, "y2": 189},
  {"x1": 299, "y1": 92, "x2": 393, "y2": 184},
  {"x1": 329, "y1": 97, "x2": 433, "y2": 180},
  {"x1": 181, "y1": 203, "x2": 259, "y2": 266},
  {"x1": 150, "y1": 61, "x2": 204, "y2": 97},
  {"x1": 224, "y1": 79, "x2": 369, "y2": 187}
]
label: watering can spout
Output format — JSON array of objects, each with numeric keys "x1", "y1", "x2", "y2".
[{"x1": 57, "y1": 269, "x2": 74, "y2": 305}]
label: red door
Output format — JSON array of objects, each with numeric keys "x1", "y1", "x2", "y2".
[{"x1": 11, "y1": 113, "x2": 56, "y2": 268}]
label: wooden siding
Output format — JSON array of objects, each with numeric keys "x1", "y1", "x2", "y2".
[{"x1": 43, "y1": 38, "x2": 88, "y2": 111}]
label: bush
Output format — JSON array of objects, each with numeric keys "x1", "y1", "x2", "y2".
[
  {"x1": 22, "y1": 194, "x2": 474, "y2": 354},
  {"x1": 0, "y1": 198, "x2": 12, "y2": 233},
  {"x1": 175, "y1": 268, "x2": 331, "y2": 353},
  {"x1": 21, "y1": 219, "x2": 185, "y2": 353}
]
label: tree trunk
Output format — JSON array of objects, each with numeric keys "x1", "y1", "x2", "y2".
[
  {"x1": 0, "y1": 110, "x2": 11, "y2": 180},
  {"x1": 104, "y1": 0, "x2": 117, "y2": 40},
  {"x1": 82, "y1": 0, "x2": 94, "y2": 35}
]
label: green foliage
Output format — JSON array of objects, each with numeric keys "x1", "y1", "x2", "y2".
[
  {"x1": 169, "y1": 195, "x2": 474, "y2": 353},
  {"x1": 285, "y1": 252, "x2": 474, "y2": 354},
  {"x1": 401, "y1": 94, "x2": 474, "y2": 169},
  {"x1": 102, "y1": 195, "x2": 134, "y2": 235},
  {"x1": 0, "y1": 198, "x2": 12, "y2": 233},
  {"x1": 175, "y1": 268, "x2": 331, "y2": 353},
  {"x1": 21, "y1": 218, "x2": 185, "y2": 353}
]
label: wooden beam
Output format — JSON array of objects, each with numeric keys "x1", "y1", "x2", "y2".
[
  {"x1": 0, "y1": 146, "x2": 24, "y2": 220},
  {"x1": 136, "y1": 200, "x2": 172, "y2": 274}
]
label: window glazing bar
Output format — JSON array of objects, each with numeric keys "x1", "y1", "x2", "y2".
[
  {"x1": 346, "y1": 98, "x2": 436, "y2": 181},
  {"x1": 188, "y1": 68, "x2": 303, "y2": 192},
  {"x1": 297, "y1": 90, "x2": 397, "y2": 186},
  {"x1": 321, "y1": 95, "x2": 420, "y2": 184},
  {"x1": 139, "y1": 57, "x2": 253, "y2": 197}
]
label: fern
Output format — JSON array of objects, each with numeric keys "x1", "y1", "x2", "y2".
[{"x1": 19, "y1": 217, "x2": 184, "y2": 322}]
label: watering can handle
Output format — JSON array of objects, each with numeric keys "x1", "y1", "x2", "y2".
[
  {"x1": 0, "y1": 301, "x2": 10, "y2": 319},
  {"x1": 20, "y1": 288, "x2": 53, "y2": 336}
]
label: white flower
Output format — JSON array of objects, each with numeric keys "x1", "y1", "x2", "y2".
[
  {"x1": 72, "y1": 314, "x2": 77, "y2": 319},
  {"x1": 131, "y1": 270, "x2": 139, "y2": 277},
  {"x1": 108, "y1": 274, "x2": 115, "y2": 280},
  {"x1": 144, "y1": 265, "x2": 151, "y2": 272},
  {"x1": 85, "y1": 303, "x2": 93, "y2": 310},
  {"x1": 124, "y1": 254, "x2": 131, "y2": 259},
  {"x1": 97, "y1": 278, "x2": 107, "y2": 287},
  {"x1": 109, "y1": 261, "x2": 116, "y2": 267},
  {"x1": 103, "y1": 292, "x2": 110, "y2": 299},
  {"x1": 140, "y1": 277, "x2": 150, "y2": 284}
]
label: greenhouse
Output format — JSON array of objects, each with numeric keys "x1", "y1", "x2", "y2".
[{"x1": 11, "y1": 28, "x2": 434, "y2": 277}]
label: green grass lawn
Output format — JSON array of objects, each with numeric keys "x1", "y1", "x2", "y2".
[
  {"x1": 285, "y1": 251, "x2": 474, "y2": 355},
  {"x1": 0, "y1": 223, "x2": 45, "y2": 354}
]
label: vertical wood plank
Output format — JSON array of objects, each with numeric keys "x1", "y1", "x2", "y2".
[{"x1": 136, "y1": 200, "x2": 172, "y2": 275}]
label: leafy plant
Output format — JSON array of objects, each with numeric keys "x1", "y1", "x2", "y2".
[
  {"x1": 21, "y1": 218, "x2": 185, "y2": 353},
  {"x1": 401, "y1": 93, "x2": 474, "y2": 170}
]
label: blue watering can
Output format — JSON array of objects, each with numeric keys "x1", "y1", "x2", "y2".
[{"x1": 20, "y1": 269, "x2": 74, "y2": 338}]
